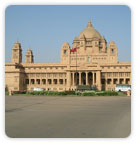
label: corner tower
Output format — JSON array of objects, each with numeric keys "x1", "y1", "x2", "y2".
[
  {"x1": 25, "y1": 49, "x2": 34, "y2": 63},
  {"x1": 108, "y1": 41, "x2": 118, "y2": 63},
  {"x1": 11, "y1": 41, "x2": 22, "y2": 64},
  {"x1": 60, "y1": 42, "x2": 70, "y2": 64}
]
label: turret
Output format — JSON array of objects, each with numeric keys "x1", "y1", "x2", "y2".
[
  {"x1": 60, "y1": 42, "x2": 70, "y2": 64},
  {"x1": 25, "y1": 49, "x2": 34, "y2": 63},
  {"x1": 100, "y1": 35, "x2": 107, "y2": 53},
  {"x1": 108, "y1": 41, "x2": 118, "y2": 63},
  {"x1": 11, "y1": 41, "x2": 22, "y2": 64}
]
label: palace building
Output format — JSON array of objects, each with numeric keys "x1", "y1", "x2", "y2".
[{"x1": 5, "y1": 19, "x2": 131, "y2": 92}]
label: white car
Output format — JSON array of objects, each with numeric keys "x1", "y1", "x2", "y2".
[
  {"x1": 115, "y1": 84, "x2": 131, "y2": 92},
  {"x1": 33, "y1": 88, "x2": 45, "y2": 91}
]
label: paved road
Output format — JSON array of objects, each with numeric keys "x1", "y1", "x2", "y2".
[{"x1": 5, "y1": 96, "x2": 131, "y2": 138}]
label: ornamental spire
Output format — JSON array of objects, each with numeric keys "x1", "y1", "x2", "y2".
[{"x1": 87, "y1": 18, "x2": 92, "y2": 28}]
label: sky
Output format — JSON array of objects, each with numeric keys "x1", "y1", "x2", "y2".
[{"x1": 5, "y1": 5, "x2": 131, "y2": 63}]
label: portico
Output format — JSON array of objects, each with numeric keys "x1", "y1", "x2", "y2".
[{"x1": 70, "y1": 71, "x2": 101, "y2": 90}]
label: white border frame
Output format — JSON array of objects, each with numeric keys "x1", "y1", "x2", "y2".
[{"x1": 0, "y1": 0, "x2": 135, "y2": 143}]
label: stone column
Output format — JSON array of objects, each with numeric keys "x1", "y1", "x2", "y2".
[
  {"x1": 46, "y1": 74, "x2": 48, "y2": 89},
  {"x1": 51, "y1": 78, "x2": 53, "y2": 85},
  {"x1": 86, "y1": 72, "x2": 89, "y2": 85},
  {"x1": 58, "y1": 78, "x2": 60, "y2": 85},
  {"x1": 79, "y1": 72, "x2": 81, "y2": 85},
  {"x1": 72, "y1": 72, "x2": 75, "y2": 86},
  {"x1": 105, "y1": 73, "x2": 108, "y2": 90},
  {"x1": 96, "y1": 71, "x2": 101, "y2": 90},
  {"x1": 29, "y1": 79, "x2": 31, "y2": 85},
  {"x1": 124, "y1": 78, "x2": 126, "y2": 84},
  {"x1": 67, "y1": 71, "x2": 71, "y2": 90},
  {"x1": 111, "y1": 78, "x2": 113, "y2": 85},
  {"x1": 118, "y1": 78, "x2": 120, "y2": 84}
]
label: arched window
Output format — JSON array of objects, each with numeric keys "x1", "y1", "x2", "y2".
[
  {"x1": 111, "y1": 49, "x2": 114, "y2": 54},
  {"x1": 64, "y1": 50, "x2": 67, "y2": 54}
]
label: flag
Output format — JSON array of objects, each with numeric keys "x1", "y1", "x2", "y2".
[
  {"x1": 70, "y1": 48, "x2": 77, "y2": 53},
  {"x1": 70, "y1": 49, "x2": 74, "y2": 52},
  {"x1": 74, "y1": 48, "x2": 77, "y2": 52}
]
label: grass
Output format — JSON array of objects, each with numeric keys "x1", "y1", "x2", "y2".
[{"x1": 118, "y1": 93, "x2": 127, "y2": 96}]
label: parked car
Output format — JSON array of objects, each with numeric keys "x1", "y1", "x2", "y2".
[
  {"x1": 115, "y1": 84, "x2": 131, "y2": 92},
  {"x1": 33, "y1": 88, "x2": 45, "y2": 91}
]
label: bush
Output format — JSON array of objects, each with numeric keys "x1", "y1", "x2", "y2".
[
  {"x1": 39, "y1": 91, "x2": 48, "y2": 95},
  {"x1": 82, "y1": 91, "x2": 96, "y2": 96},
  {"x1": 26, "y1": 90, "x2": 82, "y2": 96},
  {"x1": 75, "y1": 91, "x2": 82, "y2": 96},
  {"x1": 65, "y1": 90, "x2": 76, "y2": 95},
  {"x1": 48, "y1": 91, "x2": 67, "y2": 96},
  {"x1": 12, "y1": 91, "x2": 26, "y2": 94},
  {"x1": 96, "y1": 91, "x2": 105, "y2": 96},
  {"x1": 105, "y1": 91, "x2": 118, "y2": 96},
  {"x1": 26, "y1": 91, "x2": 68, "y2": 96},
  {"x1": 96, "y1": 91, "x2": 118, "y2": 96},
  {"x1": 47, "y1": 91, "x2": 58, "y2": 95},
  {"x1": 27, "y1": 91, "x2": 45, "y2": 95}
]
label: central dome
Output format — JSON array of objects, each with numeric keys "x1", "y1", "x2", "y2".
[{"x1": 79, "y1": 19, "x2": 101, "y2": 39}]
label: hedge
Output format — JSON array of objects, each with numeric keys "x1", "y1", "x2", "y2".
[
  {"x1": 82, "y1": 91, "x2": 96, "y2": 96},
  {"x1": 26, "y1": 90, "x2": 79, "y2": 96},
  {"x1": 96, "y1": 92, "x2": 105, "y2": 96},
  {"x1": 65, "y1": 90, "x2": 76, "y2": 95},
  {"x1": 104, "y1": 91, "x2": 118, "y2": 96},
  {"x1": 96, "y1": 91, "x2": 118, "y2": 96},
  {"x1": 8, "y1": 90, "x2": 119, "y2": 96}
]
